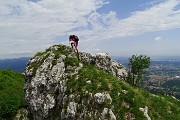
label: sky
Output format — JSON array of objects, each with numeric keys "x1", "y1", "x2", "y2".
[{"x1": 0, "y1": 0, "x2": 180, "y2": 59}]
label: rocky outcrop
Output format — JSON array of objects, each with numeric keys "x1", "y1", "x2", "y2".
[
  {"x1": 24, "y1": 44, "x2": 127, "y2": 120},
  {"x1": 79, "y1": 52, "x2": 127, "y2": 80},
  {"x1": 13, "y1": 108, "x2": 28, "y2": 120},
  {"x1": 139, "y1": 106, "x2": 151, "y2": 120}
]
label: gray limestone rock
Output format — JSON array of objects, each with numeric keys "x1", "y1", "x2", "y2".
[
  {"x1": 24, "y1": 44, "x2": 127, "y2": 120},
  {"x1": 79, "y1": 52, "x2": 127, "y2": 80},
  {"x1": 139, "y1": 106, "x2": 151, "y2": 120}
]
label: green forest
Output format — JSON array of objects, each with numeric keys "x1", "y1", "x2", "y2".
[{"x1": 0, "y1": 69, "x2": 26, "y2": 119}]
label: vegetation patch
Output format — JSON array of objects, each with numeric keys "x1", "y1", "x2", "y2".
[
  {"x1": 52, "y1": 59, "x2": 57, "y2": 66},
  {"x1": 66, "y1": 63, "x2": 180, "y2": 120},
  {"x1": 65, "y1": 57, "x2": 79, "y2": 68},
  {"x1": 0, "y1": 70, "x2": 26, "y2": 119}
]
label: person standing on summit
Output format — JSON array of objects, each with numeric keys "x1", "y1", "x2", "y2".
[{"x1": 69, "y1": 35, "x2": 79, "y2": 52}]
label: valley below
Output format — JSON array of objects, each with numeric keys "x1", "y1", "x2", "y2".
[{"x1": 115, "y1": 56, "x2": 180, "y2": 99}]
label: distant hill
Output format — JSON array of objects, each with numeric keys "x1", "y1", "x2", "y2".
[{"x1": 0, "y1": 57, "x2": 30, "y2": 72}]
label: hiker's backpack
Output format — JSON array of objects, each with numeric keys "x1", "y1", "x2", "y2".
[{"x1": 74, "y1": 36, "x2": 79, "y2": 42}]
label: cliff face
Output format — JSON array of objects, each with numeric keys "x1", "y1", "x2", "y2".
[
  {"x1": 24, "y1": 44, "x2": 180, "y2": 120},
  {"x1": 24, "y1": 44, "x2": 127, "y2": 120}
]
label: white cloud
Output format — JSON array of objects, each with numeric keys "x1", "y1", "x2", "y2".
[
  {"x1": 155, "y1": 36, "x2": 162, "y2": 41},
  {"x1": 0, "y1": 0, "x2": 179, "y2": 58},
  {"x1": 73, "y1": 0, "x2": 180, "y2": 43},
  {"x1": 102, "y1": 0, "x2": 180, "y2": 39},
  {"x1": 0, "y1": 0, "x2": 108, "y2": 58}
]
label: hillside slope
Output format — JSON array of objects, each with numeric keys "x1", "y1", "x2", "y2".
[
  {"x1": 0, "y1": 70, "x2": 26, "y2": 119},
  {"x1": 24, "y1": 44, "x2": 180, "y2": 120}
]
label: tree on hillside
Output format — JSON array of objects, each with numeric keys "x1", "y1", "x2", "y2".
[{"x1": 127, "y1": 55, "x2": 150, "y2": 86}]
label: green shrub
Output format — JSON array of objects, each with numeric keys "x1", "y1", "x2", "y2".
[
  {"x1": 65, "y1": 57, "x2": 79, "y2": 68},
  {"x1": 52, "y1": 60, "x2": 57, "y2": 66},
  {"x1": 0, "y1": 69, "x2": 26, "y2": 119}
]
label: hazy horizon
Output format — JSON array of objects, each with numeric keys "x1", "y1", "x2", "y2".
[{"x1": 1, "y1": 55, "x2": 180, "y2": 61}]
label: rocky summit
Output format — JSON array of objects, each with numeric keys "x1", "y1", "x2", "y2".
[
  {"x1": 24, "y1": 44, "x2": 127, "y2": 120},
  {"x1": 24, "y1": 44, "x2": 180, "y2": 120}
]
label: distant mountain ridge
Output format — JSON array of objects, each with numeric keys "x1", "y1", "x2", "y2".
[{"x1": 0, "y1": 57, "x2": 29, "y2": 72}]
